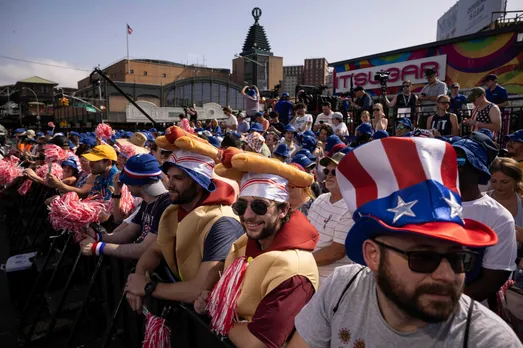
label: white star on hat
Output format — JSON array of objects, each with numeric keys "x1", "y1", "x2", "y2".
[
  {"x1": 387, "y1": 196, "x2": 418, "y2": 224},
  {"x1": 444, "y1": 191, "x2": 463, "y2": 221}
]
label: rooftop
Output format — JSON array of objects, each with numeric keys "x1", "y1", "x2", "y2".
[
  {"x1": 241, "y1": 7, "x2": 272, "y2": 56},
  {"x1": 17, "y1": 76, "x2": 58, "y2": 85}
]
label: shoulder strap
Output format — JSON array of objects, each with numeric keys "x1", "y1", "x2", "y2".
[
  {"x1": 333, "y1": 267, "x2": 366, "y2": 314},
  {"x1": 463, "y1": 298, "x2": 475, "y2": 348}
]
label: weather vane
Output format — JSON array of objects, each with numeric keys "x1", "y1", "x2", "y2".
[{"x1": 252, "y1": 7, "x2": 262, "y2": 24}]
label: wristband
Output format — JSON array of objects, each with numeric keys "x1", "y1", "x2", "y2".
[
  {"x1": 91, "y1": 242, "x2": 98, "y2": 256},
  {"x1": 97, "y1": 233, "x2": 103, "y2": 242},
  {"x1": 91, "y1": 241, "x2": 106, "y2": 256}
]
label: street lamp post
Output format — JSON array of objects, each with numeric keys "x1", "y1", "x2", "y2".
[
  {"x1": 21, "y1": 87, "x2": 40, "y2": 129},
  {"x1": 235, "y1": 54, "x2": 267, "y2": 90}
]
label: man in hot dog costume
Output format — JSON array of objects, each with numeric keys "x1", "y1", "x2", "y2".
[
  {"x1": 125, "y1": 127, "x2": 243, "y2": 310},
  {"x1": 195, "y1": 149, "x2": 320, "y2": 348}
]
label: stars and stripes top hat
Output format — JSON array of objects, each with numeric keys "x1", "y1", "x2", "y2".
[
  {"x1": 337, "y1": 137, "x2": 498, "y2": 265},
  {"x1": 162, "y1": 149, "x2": 216, "y2": 192}
]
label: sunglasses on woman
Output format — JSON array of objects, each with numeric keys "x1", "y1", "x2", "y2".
[
  {"x1": 438, "y1": 101, "x2": 450, "y2": 105},
  {"x1": 373, "y1": 109, "x2": 380, "y2": 112},
  {"x1": 232, "y1": 199, "x2": 276, "y2": 216},
  {"x1": 373, "y1": 239, "x2": 478, "y2": 273},
  {"x1": 323, "y1": 168, "x2": 336, "y2": 176}
]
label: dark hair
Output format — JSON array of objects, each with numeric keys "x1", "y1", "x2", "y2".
[
  {"x1": 179, "y1": 113, "x2": 186, "y2": 119},
  {"x1": 223, "y1": 107, "x2": 232, "y2": 113},
  {"x1": 221, "y1": 133, "x2": 241, "y2": 149},
  {"x1": 402, "y1": 80, "x2": 412, "y2": 86},
  {"x1": 277, "y1": 202, "x2": 292, "y2": 224},
  {"x1": 295, "y1": 102, "x2": 306, "y2": 110},
  {"x1": 322, "y1": 101, "x2": 332, "y2": 108},
  {"x1": 319, "y1": 124, "x2": 334, "y2": 136},
  {"x1": 75, "y1": 144, "x2": 91, "y2": 157},
  {"x1": 269, "y1": 111, "x2": 279, "y2": 118},
  {"x1": 150, "y1": 142, "x2": 158, "y2": 152}
]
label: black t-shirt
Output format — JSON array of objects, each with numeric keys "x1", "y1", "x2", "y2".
[
  {"x1": 202, "y1": 217, "x2": 244, "y2": 262},
  {"x1": 430, "y1": 113, "x2": 453, "y2": 136},
  {"x1": 270, "y1": 121, "x2": 285, "y2": 134},
  {"x1": 132, "y1": 192, "x2": 171, "y2": 243}
]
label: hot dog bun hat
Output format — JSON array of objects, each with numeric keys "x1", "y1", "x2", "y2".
[
  {"x1": 159, "y1": 126, "x2": 221, "y2": 192},
  {"x1": 217, "y1": 148, "x2": 314, "y2": 203},
  {"x1": 337, "y1": 137, "x2": 498, "y2": 265}
]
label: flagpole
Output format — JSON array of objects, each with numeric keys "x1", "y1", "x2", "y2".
[{"x1": 126, "y1": 23, "x2": 130, "y2": 74}]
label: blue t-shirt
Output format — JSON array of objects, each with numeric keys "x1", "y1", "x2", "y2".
[
  {"x1": 485, "y1": 85, "x2": 508, "y2": 111},
  {"x1": 132, "y1": 192, "x2": 171, "y2": 243},
  {"x1": 237, "y1": 120, "x2": 250, "y2": 134},
  {"x1": 202, "y1": 217, "x2": 244, "y2": 262},
  {"x1": 449, "y1": 94, "x2": 467, "y2": 114},
  {"x1": 90, "y1": 165, "x2": 119, "y2": 201},
  {"x1": 274, "y1": 100, "x2": 294, "y2": 125}
]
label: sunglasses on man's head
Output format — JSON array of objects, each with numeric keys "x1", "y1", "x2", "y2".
[
  {"x1": 373, "y1": 239, "x2": 478, "y2": 274},
  {"x1": 232, "y1": 199, "x2": 276, "y2": 216},
  {"x1": 323, "y1": 168, "x2": 336, "y2": 176}
]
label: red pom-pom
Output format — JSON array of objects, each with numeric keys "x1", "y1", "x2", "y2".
[
  {"x1": 117, "y1": 144, "x2": 137, "y2": 159},
  {"x1": 18, "y1": 163, "x2": 64, "y2": 196},
  {"x1": 95, "y1": 123, "x2": 113, "y2": 140},
  {"x1": 206, "y1": 256, "x2": 248, "y2": 336},
  {"x1": 48, "y1": 122, "x2": 55, "y2": 128},
  {"x1": 44, "y1": 144, "x2": 68, "y2": 162},
  {"x1": 0, "y1": 156, "x2": 23, "y2": 186},
  {"x1": 48, "y1": 192, "x2": 107, "y2": 242},
  {"x1": 105, "y1": 185, "x2": 135, "y2": 216},
  {"x1": 142, "y1": 311, "x2": 171, "y2": 348}
]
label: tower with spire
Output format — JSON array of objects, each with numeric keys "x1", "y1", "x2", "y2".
[{"x1": 232, "y1": 8, "x2": 282, "y2": 92}]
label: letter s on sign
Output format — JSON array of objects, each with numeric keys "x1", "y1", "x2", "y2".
[{"x1": 354, "y1": 73, "x2": 367, "y2": 86}]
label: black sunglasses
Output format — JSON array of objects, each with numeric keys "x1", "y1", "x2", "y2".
[
  {"x1": 373, "y1": 239, "x2": 478, "y2": 274},
  {"x1": 438, "y1": 101, "x2": 450, "y2": 105},
  {"x1": 373, "y1": 109, "x2": 380, "y2": 112},
  {"x1": 232, "y1": 199, "x2": 275, "y2": 216},
  {"x1": 323, "y1": 168, "x2": 336, "y2": 176},
  {"x1": 402, "y1": 85, "x2": 411, "y2": 88}
]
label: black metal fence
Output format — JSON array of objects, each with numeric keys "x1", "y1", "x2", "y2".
[{"x1": 2, "y1": 181, "x2": 235, "y2": 347}]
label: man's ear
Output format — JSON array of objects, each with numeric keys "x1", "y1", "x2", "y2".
[
  {"x1": 362, "y1": 239, "x2": 382, "y2": 272},
  {"x1": 278, "y1": 202, "x2": 290, "y2": 219}
]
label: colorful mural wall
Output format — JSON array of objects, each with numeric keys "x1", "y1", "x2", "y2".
[{"x1": 333, "y1": 31, "x2": 523, "y2": 96}]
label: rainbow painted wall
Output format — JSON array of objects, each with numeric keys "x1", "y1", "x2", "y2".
[{"x1": 333, "y1": 31, "x2": 523, "y2": 96}]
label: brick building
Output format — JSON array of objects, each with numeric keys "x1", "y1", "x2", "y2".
[{"x1": 303, "y1": 58, "x2": 329, "y2": 86}]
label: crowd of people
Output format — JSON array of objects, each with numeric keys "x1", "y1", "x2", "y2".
[{"x1": 0, "y1": 76, "x2": 521, "y2": 348}]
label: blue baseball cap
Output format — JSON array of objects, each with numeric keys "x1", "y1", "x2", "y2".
[
  {"x1": 249, "y1": 123, "x2": 264, "y2": 133},
  {"x1": 300, "y1": 135, "x2": 317, "y2": 151},
  {"x1": 325, "y1": 135, "x2": 343, "y2": 153},
  {"x1": 303, "y1": 130, "x2": 316, "y2": 138},
  {"x1": 283, "y1": 124, "x2": 297, "y2": 133},
  {"x1": 397, "y1": 118, "x2": 413, "y2": 130},
  {"x1": 14, "y1": 128, "x2": 26, "y2": 135},
  {"x1": 356, "y1": 123, "x2": 374, "y2": 136},
  {"x1": 441, "y1": 135, "x2": 462, "y2": 144},
  {"x1": 207, "y1": 136, "x2": 221, "y2": 148},
  {"x1": 274, "y1": 143, "x2": 290, "y2": 158},
  {"x1": 295, "y1": 148, "x2": 317, "y2": 161},
  {"x1": 36, "y1": 131, "x2": 44, "y2": 138},
  {"x1": 505, "y1": 129, "x2": 523, "y2": 143},
  {"x1": 149, "y1": 128, "x2": 158, "y2": 133},
  {"x1": 46, "y1": 130, "x2": 53, "y2": 136},
  {"x1": 281, "y1": 92, "x2": 289, "y2": 98},
  {"x1": 291, "y1": 154, "x2": 315, "y2": 169},
  {"x1": 254, "y1": 111, "x2": 264, "y2": 118},
  {"x1": 372, "y1": 130, "x2": 389, "y2": 140},
  {"x1": 453, "y1": 132, "x2": 498, "y2": 185},
  {"x1": 119, "y1": 154, "x2": 167, "y2": 196},
  {"x1": 61, "y1": 159, "x2": 78, "y2": 170}
]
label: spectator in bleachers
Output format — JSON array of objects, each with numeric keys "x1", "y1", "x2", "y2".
[
  {"x1": 274, "y1": 92, "x2": 293, "y2": 125},
  {"x1": 242, "y1": 85, "x2": 261, "y2": 119},
  {"x1": 314, "y1": 102, "x2": 339, "y2": 131},
  {"x1": 483, "y1": 74, "x2": 509, "y2": 112},
  {"x1": 419, "y1": 68, "x2": 448, "y2": 115},
  {"x1": 395, "y1": 118, "x2": 413, "y2": 137},
  {"x1": 237, "y1": 113, "x2": 250, "y2": 134},
  {"x1": 426, "y1": 95, "x2": 460, "y2": 137},
  {"x1": 505, "y1": 130, "x2": 523, "y2": 172},
  {"x1": 360, "y1": 110, "x2": 371, "y2": 124},
  {"x1": 449, "y1": 82, "x2": 467, "y2": 119},
  {"x1": 318, "y1": 124, "x2": 333, "y2": 143},
  {"x1": 223, "y1": 107, "x2": 238, "y2": 132},
  {"x1": 463, "y1": 87, "x2": 501, "y2": 133},
  {"x1": 290, "y1": 103, "x2": 313, "y2": 133},
  {"x1": 331, "y1": 113, "x2": 348, "y2": 137},
  {"x1": 350, "y1": 86, "x2": 373, "y2": 119},
  {"x1": 372, "y1": 103, "x2": 388, "y2": 132},
  {"x1": 384, "y1": 80, "x2": 418, "y2": 119},
  {"x1": 267, "y1": 111, "x2": 285, "y2": 135}
]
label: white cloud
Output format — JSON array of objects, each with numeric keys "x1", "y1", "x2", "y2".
[{"x1": 0, "y1": 59, "x2": 90, "y2": 88}]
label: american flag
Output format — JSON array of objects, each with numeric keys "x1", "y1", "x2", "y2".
[{"x1": 127, "y1": 24, "x2": 133, "y2": 35}]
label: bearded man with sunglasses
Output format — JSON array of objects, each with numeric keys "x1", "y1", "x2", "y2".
[
  {"x1": 195, "y1": 154, "x2": 319, "y2": 348},
  {"x1": 289, "y1": 137, "x2": 521, "y2": 348}
]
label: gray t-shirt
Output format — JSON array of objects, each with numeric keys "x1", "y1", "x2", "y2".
[
  {"x1": 295, "y1": 265, "x2": 521, "y2": 348},
  {"x1": 421, "y1": 79, "x2": 448, "y2": 113}
]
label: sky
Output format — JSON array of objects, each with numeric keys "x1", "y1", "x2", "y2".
[{"x1": 0, "y1": 0, "x2": 518, "y2": 88}]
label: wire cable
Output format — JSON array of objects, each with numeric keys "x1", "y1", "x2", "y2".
[{"x1": 0, "y1": 55, "x2": 91, "y2": 72}]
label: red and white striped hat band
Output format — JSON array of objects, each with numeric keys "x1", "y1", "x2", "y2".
[
  {"x1": 240, "y1": 173, "x2": 289, "y2": 203},
  {"x1": 165, "y1": 149, "x2": 215, "y2": 180}
]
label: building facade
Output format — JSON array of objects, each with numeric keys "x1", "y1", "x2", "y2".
[
  {"x1": 282, "y1": 65, "x2": 303, "y2": 96},
  {"x1": 303, "y1": 58, "x2": 329, "y2": 86}
]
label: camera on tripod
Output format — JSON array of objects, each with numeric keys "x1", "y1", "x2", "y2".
[{"x1": 374, "y1": 70, "x2": 390, "y2": 94}]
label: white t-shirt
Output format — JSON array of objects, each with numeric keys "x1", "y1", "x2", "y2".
[
  {"x1": 314, "y1": 112, "x2": 337, "y2": 126},
  {"x1": 333, "y1": 122, "x2": 348, "y2": 136},
  {"x1": 462, "y1": 194, "x2": 517, "y2": 272},
  {"x1": 294, "y1": 114, "x2": 313, "y2": 132},
  {"x1": 307, "y1": 193, "x2": 353, "y2": 282},
  {"x1": 226, "y1": 115, "x2": 238, "y2": 129}
]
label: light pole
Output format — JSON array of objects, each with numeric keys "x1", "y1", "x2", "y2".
[
  {"x1": 234, "y1": 54, "x2": 267, "y2": 90},
  {"x1": 21, "y1": 87, "x2": 40, "y2": 129}
]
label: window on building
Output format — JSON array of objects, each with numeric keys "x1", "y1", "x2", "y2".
[
  {"x1": 130, "y1": 69, "x2": 134, "y2": 74},
  {"x1": 162, "y1": 73, "x2": 167, "y2": 78},
  {"x1": 144, "y1": 71, "x2": 148, "y2": 76}
]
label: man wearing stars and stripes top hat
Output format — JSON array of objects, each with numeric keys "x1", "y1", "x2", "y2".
[{"x1": 290, "y1": 137, "x2": 521, "y2": 348}]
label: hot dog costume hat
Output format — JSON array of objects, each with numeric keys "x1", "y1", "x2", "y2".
[
  {"x1": 217, "y1": 148, "x2": 314, "y2": 201},
  {"x1": 336, "y1": 137, "x2": 498, "y2": 265}
]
